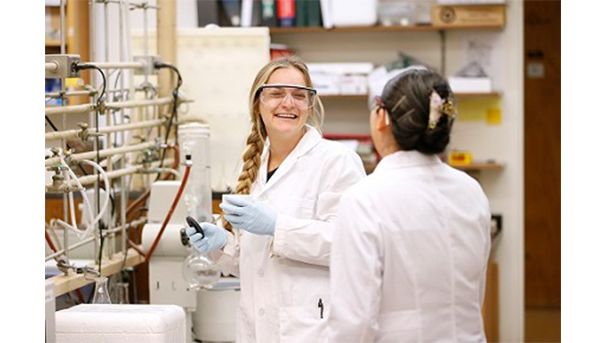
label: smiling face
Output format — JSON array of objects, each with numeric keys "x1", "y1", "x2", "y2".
[{"x1": 258, "y1": 67, "x2": 311, "y2": 139}]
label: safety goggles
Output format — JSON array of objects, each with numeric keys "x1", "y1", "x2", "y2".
[{"x1": 258, "y1": 84, "x2": 317, "y2": 110}]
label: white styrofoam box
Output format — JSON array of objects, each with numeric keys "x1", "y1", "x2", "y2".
[
  {"x1": 147, "y1": 181, "x2": 189, "y2": 224},
  {"x1": 331, "y1": 0, "x2": 378, "y2": 27},
  {"x1": 448, "y1": 76, "x2": 492, "y2": 93},
  {"x1": 56, "y1": 304, "x2": 186, "y2": 343}
]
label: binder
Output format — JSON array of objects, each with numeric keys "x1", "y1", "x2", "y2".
[
  {"x1": 319, "y1": 0, "x2": 332, "y2": 29},
  {"x1": 295, "y1": 0, "x2": 308, "y2": 27},
  {"x1": 197, "y1": 0, "x2": 220, "y2": 26},
  {"x1": 220, "y1": 0, "x2": 242, "y2": 27},
  {"x1": 241, "y1": 0, "x2": 263, "y2": 26},
  {"x1": 261, "y1": 0, "x2": 278, "y2": 26},
  {"x1": 277, "y1": 0, "x2": 295, "y2": 27},
  {"x1": 251, "y1": 0, "x2": 262, "y2": 26},
  {"x1": 242, "y1": 0, "x2": 254, "y2": 26},
  {"x1": 307, "y1": 0, "x2": 322, "y2": 27}
]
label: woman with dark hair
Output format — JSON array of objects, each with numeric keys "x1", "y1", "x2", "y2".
[{"x1": 328, "y1": 67, "x2": 492, "y2": 342}]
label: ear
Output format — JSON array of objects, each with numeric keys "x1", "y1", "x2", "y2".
[{"x1": 376, "y1": 107, "x2": 390, "y2": 131}]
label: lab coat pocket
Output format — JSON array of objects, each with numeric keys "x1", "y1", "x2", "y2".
[
  {"x1": 377, "y1": 309, "x2": 421, "y2": 343},
  {"x1": 278, "y1": 306, "x2": 327, "y2": 343}
]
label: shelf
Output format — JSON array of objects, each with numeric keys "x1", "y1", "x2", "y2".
[
  {"x1": 319, "y1": 93, "x2": 500, "y2": 100},
  {"x1": 455, "y1": 92, "x2": 501, "y2": 99},
  {"x1": 45, "y1": 38, "x2": 62, "y2": 47},
  {"x1": 320, "y1": 94, "x2": 367, "y2": 99},
  {"x1": 270, "y1": 24, "x2": 503, "y2": 34},
  {"x1": 362, "y1": 162, "x2": 503, "y2": 174},
  {"x1": 450, "y1": 163, "x2": 504, "y2": 171}
]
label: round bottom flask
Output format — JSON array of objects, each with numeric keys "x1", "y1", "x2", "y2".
[{"x1": 182, "y1": 250, "x2": 221, "y2": 289}]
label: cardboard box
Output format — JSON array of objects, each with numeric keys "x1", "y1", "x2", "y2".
[{"x1": 432, "y1": 4, "x2": 506, "y2": 28}]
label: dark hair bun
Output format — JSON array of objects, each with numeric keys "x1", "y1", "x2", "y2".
[{"x1": 381, "y1": 68, "x2": 455, "y2": 154}]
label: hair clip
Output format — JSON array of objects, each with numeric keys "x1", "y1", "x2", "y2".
[{"x1": 428, "y1": 91, "x2": 443, "y2": 130}]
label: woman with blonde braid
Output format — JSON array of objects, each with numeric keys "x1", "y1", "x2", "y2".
[{"x1": 185, "y1": 56, "x2": 366, "y2": 343}]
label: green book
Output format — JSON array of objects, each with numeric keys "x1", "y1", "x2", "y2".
[
  {"x1": 307, "y1": 0, "x2": 321, "y2": 27},
  {"x1": 295, "y1": 0, "x2": 308, "y2": 27},
  {"x1": 261, "y1": 0, "x2": 277, "y2": 26}
]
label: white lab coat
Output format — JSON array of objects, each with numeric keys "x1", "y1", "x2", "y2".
[
  {"x1": 211, "y1": 126, "x2": 366, "y2": 343},
  {"x1": 328, "y1": 150, "x2": 491, "y2": 343}
]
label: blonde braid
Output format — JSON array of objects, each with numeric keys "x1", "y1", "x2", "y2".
[
  {"x1": 235, "y1": 125, "x2": 264, "y2": 194},
  {"x1": 220, "y1": 121, "x2": 265, "y2": 232}
]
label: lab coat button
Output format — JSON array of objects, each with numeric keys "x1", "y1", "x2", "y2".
[
  {"x1": 258, "y1": 269, "x2": 265, "y2": 277},
  {"x1": 259, "y1": 194, "x2": 267, "y2": 201},
  {"x1": 258, "y1": 308, "x2": 265, "y2": 316}
]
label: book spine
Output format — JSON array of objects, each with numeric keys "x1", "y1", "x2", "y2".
[{"x1": 277, "y1": 0, "x2": 295, "y2": 27}]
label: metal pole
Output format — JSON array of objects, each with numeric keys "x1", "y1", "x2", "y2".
[
  {"x1": 45, "y1": 141, "x2": 158, "y2": 167},
  {"x1": 119, "y1": 0, "x2": 128, "y2": 258},
  {"x1": 45, "y1": 217, "x2": 147, "y2": 262},
  {"x1": 45, "y1": 119, "x2": 167, "y2": 142},
  {"x1": 76, "y1": 160, "x2": 176, "y2": 186},
  {"x1": 84, "y1": 61, "x2": 146, "y2": 69},
  {"x1": 440, "y1": 30, "x2": 446, "y2": 76},
  {"x1": 59, "y1": 0, "x2": 68, "y2": 260},
  {"x1": 60, "y1": 0, "x2": 66, "y2": 55}
]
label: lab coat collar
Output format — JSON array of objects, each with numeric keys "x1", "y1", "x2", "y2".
[
  {"x1": 373, "y1": 150, "x2": 442, "y2": 174},
  {"x1": 256, "y1": 125, "x2": 322, "y2": 195}
]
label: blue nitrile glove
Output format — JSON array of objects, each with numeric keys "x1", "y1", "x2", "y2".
[
  {"x1": 220, "y1": 197, "x2": 277, "y2": 236},
  {"x1": 185, "y1": 222, "x2": 227, "y2": 254}
]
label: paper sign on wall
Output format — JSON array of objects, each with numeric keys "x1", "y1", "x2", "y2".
[{"x1": 486, "y1": 108, "x2": 502, "y2": 125}]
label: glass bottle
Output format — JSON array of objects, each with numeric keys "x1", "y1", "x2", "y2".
[
  {"x1": 182, "y1": 248, "x2": 221, "y2": 290},
  {"x1": 92, "y1": 276, "x2": 112, "y2": 304},
  {"x1": 115, "y1": 282, "x2": 130, "y2": 304}
]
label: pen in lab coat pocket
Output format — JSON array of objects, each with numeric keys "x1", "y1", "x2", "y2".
[{"x1": 318, "y1": 298, "x2": 324, "y2": 319}]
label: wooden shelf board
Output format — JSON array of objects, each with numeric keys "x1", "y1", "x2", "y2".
[
  {"x1": 363, "y1": 162, "x2": 503, "y2": 174},
  {"x1": 455, "y1": 92, "x2": 501, "y2": 98},
  {"x1": 48, "y1": 247, "x2": 145, "y2": 297},
  {"x1": 270, "y1": 24, "x2": 503, "y2": 34},
  {"x1": 450, "y1": 163, "x2": 504, "y2": 171},
  {"x1": 45, "y1": 38, "x2": 63, "y2": 47},
  {"x1": 319, "y1": 93, "x2": 500, "y2": 100},
  {"x1": 320, "y1": 94, "x2": 367, "y2": 99}
]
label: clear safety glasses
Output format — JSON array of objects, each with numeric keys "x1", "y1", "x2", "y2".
[{"x1": 258, "y1": 84, "x2": 317, "y2": 110}]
